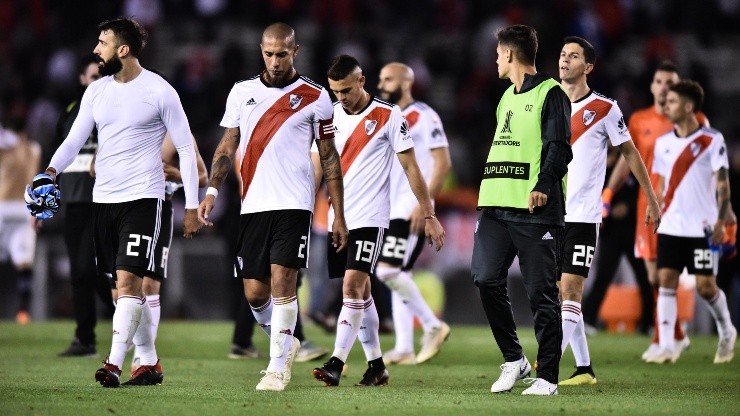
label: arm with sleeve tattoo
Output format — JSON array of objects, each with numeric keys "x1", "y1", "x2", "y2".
[
  {"x1": 316, "y1": 138, "x2": 348, "y2": 251},
  {"x1": 197, "y1": 127, "x2": 239, "y2": 225}
]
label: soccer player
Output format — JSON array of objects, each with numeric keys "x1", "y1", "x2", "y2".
[
  {"x1": 311, "y1": 55, "x2": 445, "y2": 387},
  {"x1": 557, "y1": 37, "x2": 661, "y2": 385},
  {"x1": 375, "y1": 62, "x2": 452, "y2": 365},
  {"x1": 41, "y1": 17, "x2": 202, "y2": 387},
  {"x1": 605, "y1": 62, "x2": 709, "y2": 360},
  {"x1": 473, "y1": 25, "x2": 571, "y2": 396},
  {"x1": 649, "y1": 80, "x2": 736, "y2": 364},
  {"x1": 197, "y1": 23, "x2": 349, "y2": 392},
  {"x1": 55, "y1": 54, "x2": 115, "y2": 357},
  {"x1": 0, "y1": 109, "x2": 40, "y2": 325}
]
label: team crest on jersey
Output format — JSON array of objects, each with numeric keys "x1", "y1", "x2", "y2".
[
  {"x1": 583, "y1": 110, "x2": 597, "y2": 126},
  {"x1": 690, "y1": 142, "x2": 701, "y2": 157},
  {"x1": 365, "y1": 120, "x2": 378, "y2": 135},
  {"x1": 289, "y1": 94, "x2": 303, "y2": 110}
]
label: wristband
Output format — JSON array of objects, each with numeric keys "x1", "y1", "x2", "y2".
[
  {"x1": 206, "y1": 187, "x2": 219, "y2": 198},
  {"x1": 424, "y1": 215, "x2": 436, "y2": 220}
]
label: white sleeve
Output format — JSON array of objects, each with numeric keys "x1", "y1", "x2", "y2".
[
  {"x1": 220, "y1": 84, "x2": 242, "y2": 128},
  {"x1": 160, "y1": 84, "x2": 199, "y2": 209},
  {"x1": 313, "y1": 89, "x2": 335, "y2": 141},
  {"x1": 389, "y1": 106, "x2": 414, "y2": 153},
  {"x1": 604, "y1": 103, "x2": 631, "y2": 147},
  {"x1": 49, "y1": 87, "x2": 96, "y2": 172},
  {"x1": 425, "y1": 107, "x2": 449, "y2": 150},
  {"x1": 710, "y1": 133, "x2": 730, "y2": 172}
]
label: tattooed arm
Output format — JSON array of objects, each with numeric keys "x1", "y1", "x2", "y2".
[
  {"x1": 198, "y1": 127, "x2": 240, "y2": 225},
  {"x1": 316, "y1": 138, "x2": 348, "y2": 251}
]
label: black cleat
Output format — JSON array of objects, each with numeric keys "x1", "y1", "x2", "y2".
[
  {"x1": 313, "y1": 356, "x2": 343, "y2": 386},
  {"x1": 59, "y1": 339, "x2": 97, "y2": 357},
  {"x1": 122, "y1": 360, "x2": 164, "y2": 386},
  {"x1": 355, "y1": 360, "x2": 389, "y2": 387},
  {"x1": 95, "y1": 361, "x2": 122, "y2": 388}
]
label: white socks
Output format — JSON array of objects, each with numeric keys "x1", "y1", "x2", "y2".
[
  {"x1": 392, "y1": 291, "x2": 415, "y2": 353},
  {"x1": 266, "y1": 296, "x2": 298, "y2": 373},
  {"x1": 332, "y1": 298, "x2": 364, "y2": 362},
  {"x1": 133, "y1": 295, "x2": 161, "y2": 365},
  {"x1": 561, "y1": 300, "x2": 582, "y2": 354},
  {"x1": 250, "y1": 297, "x2": 274, "y2": 336},
  {"x1": 358, "y1": 298, "x2": 382, "y2": 361},
  {"x1": 109, "y1": 296, "x2": 144, "y2": 368},
  {"x1": 703, "y1": 289, "x2": 732, "y2": 339},
  {"x1": 657, "y1": 287, "x2": 678, "y2": 352},
  {"x1": 570, "y1": 317, "x2": 591, "y2": 366}
]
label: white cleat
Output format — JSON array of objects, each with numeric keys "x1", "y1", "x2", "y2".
[
  {"x1": 641, "y1": 343, "x2": 660, "y2": 361},
  {"x1": 256, "y1": 371, "x2": 285, "y2": 391},
  {"x1": 644, "y1": 347, "x2": 677, "y2": 364},
  {"x1": 416, "y1": 322, "x2": 451, "y2": 364},
  {"x1": 714, "y1": 326, "x2": 737, "y2": 364},
  {"x1": 383, "y1": 349, "x2": 417, "y2": 365},
  {"x1": 521, "y1": 378, "x2": 558, "y2": 395},
  {"x1": 490, "y1": 356, "x2": 531, "y2": 393},
  {"x1": 282, "y1": 336, "x2": 301, "y2": 385}
]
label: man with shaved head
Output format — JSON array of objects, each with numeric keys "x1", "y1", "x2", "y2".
[
  {"x1": 199, "y1": 22, "x2": 348, "y2": 391},
  {"x1": 311, "y1": 55, "x2": 445, "y2": 387},
  {"x1": 375, "y1": 62, "x2": 453, "y2": 365}
]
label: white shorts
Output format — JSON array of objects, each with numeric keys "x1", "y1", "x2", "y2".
[{"x1": 0, "y1": 201, "x2": 36, "y2": 266}]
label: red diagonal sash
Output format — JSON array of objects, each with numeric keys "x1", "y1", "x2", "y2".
[
  {"x1": 240, "y1": 84, "x2": 320, "y2": 200},
  {"x1": 662, "y1": 135, "x2": 713, "y2": 213},
  {"x1": 405, "y1": 110, "x2": 420, "y2": 129},
  {"x1": 340, "y1": 106, "x2": 391, "y2": 176},
  {"x1": 570, "y1": 100, "x2": 613, "y2": 145}
]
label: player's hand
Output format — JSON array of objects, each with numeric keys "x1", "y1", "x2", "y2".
[
  {"x1": 601, "y1": 188, "x2": 614, "y2": 218},
  {"x1": 645, "y1": 197, "x2": 661, "y2": 234},
  {"x1": 24, "y1": 173, "x2": 61, "y2": 219},
  {"x1": 528, "y1": 191, "x2": 548, "y2": 213},
  {"x1": 197, "y1": 195, "x2": 215, "y2": 226},
  {"x1": 711, "y1": 221, "x2": 725, "y2": 246},
  {"x1": 331, "y1": 216, "x2": 349, "y2": 252},
  {"x1": 425, "y1": 216, "x2": 445, "y2": 251},
  {"x1": 409, "y1": 205, "x2": 425, "y2": 235},
  {"x1": 183, "y1": 208, "x2": 201, "y2": 238}
]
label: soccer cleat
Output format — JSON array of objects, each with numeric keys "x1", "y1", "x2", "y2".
[
  {"x1": 58, "y1": 339, "x2": 97, "y2": 357},
  {"x1": 256, "y1": 371, "x2": 285, "y2": 391},
  {"x1": 313, "y1": 356, "x2": 344, "y2": 386},
  {"x1": 15, "y1": 310, "x2": 30, "y2": 325},
  {"x1": 355, "y1": 363, "x2": 389, "y2": 386},
  {"x1": 416, "y1": 322, "x2": 451, "y2": 364},
  {"x1": 130, "y1": 356, "x2": 140, "y2": 375},
  {"x1": 644, "y1": 347, "x2": 676, "y2": 364},
  {"x1": 490, "y1": 356, "x2": 531, "y2": 393},
  {"x1": 521, "y1": 378, "x2": 558, "y2": 395},
  {"x1": 228, "y1": 344, "x2": 260, "y2": 359},
  {"x1": 294, "y1": 340, "x2": 329, "y2": 363},
  {"x1": 282, "y1": 336, "x2": 301, "y2": 385},
  {"x1": 122, "y1": 360, "x2": 164, "y2": 386},
  {"x1": 558, "y1": 366, "x2": 597, "y2": 386},
  {"x1": 714, "y1": 326, "x2": 737, "y2": 364},
  {"x1": 383, "y1": 349, "x2": 417, "y2": 365},
  {"x1": 641, "y1": 342, "x2": 660, "y2": 361},
  {"x1": 95, "y1": 361, "x2": 122, "y2": 388}
]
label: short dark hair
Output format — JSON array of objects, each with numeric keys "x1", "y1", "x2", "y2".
[
  {"x1": 78, "y1": 54, "x2": 100, "y2": 74},
  {"x1": 496, "y1": 25, "x2": 538, "y2": 65},
  {"x1": 655, "y1": 60, "x2": 678, "y2": 75},
  {"x1": 670, "y1": 80, "x2": 704, "y2": 111},
  {"x1": 563, "y1": 36, "x2": 595, "y2": 64},
  {"x1": 98, "y1": 17, "x2": 148, "y2": 57},
  {"x1": 327, "y1": 55, "x2": 361, "y2": 81}
]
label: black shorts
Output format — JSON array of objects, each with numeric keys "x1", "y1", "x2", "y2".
[
  {"x1": 235, "y1": 209, "x2": 312, "y2": 278},
  {"x1": 94, "y1": 198, "x2": 164, "y2": 279},
  {"x1": 657, "y1": 234, "x2": 715, "y2": 275},
  {"x1": 377, "y1": 219, "x2": 426, "y2": 270},
  {"x1": 561, "y1": 222, "x2": 599, "y2": 278},
  {"x1": 150, "y1": 200, "x2": 173, "y2": 281},
  {"x1": 327, "y1": 227, "x2": 385, "y2": 279}
]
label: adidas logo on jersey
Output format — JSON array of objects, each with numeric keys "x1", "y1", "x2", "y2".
[
  {"x1": 541, "y1": 232, "x2": 554, "y2": 240},
  {"x1": 245, "y1": 98, "x2": 256, "y2": 105}
]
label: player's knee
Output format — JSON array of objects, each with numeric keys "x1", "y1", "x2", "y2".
[{"x1": 695, "y1": 280, "x2": 717, "y2": 299}]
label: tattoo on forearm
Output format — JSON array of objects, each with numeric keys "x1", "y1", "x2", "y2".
[
  {"x1": 318, "y1": 141, "x2": 343, "y2": 182},
  {"x1": 209, "y1": 155, "x2": 232, "y2": 189}
]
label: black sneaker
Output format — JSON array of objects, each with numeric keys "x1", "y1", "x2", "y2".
[
  {"x1": 312, "y1": 356, "x2": 344, "y2": 386},
  {"x1": 59, "y1": 339, "x2": 97, "y2": 357},
  {"x1": 122, "y1": 360, "x2": 164, "y2": 386},
  {"x1": 95, "y1": 361, "x2": 122, "y2": 388},
  {"x1": 355, "y1": 359, "x2": 389, "y2": 387},
  {"x1": 228, "y1": 344, "x2": 259, "y2": 359}
]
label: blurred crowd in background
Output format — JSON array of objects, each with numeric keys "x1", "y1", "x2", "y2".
[{"x1": 1, "y1": 0, "x2": 739, "y2": 327}]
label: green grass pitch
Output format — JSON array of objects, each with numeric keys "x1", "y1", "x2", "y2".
[{"x1": 0, "y1": 321, "x2": 737, "y2": 415}]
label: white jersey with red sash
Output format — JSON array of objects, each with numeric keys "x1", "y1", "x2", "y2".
[
  {"x1": 220, "y1": 74, "x2": 335, "y2": 214},
  {"x1": 324, "y1": 97, "x2": 413, "y2": 229},
  {"x1": 653, "y1": 126, "x2": 729, "y2": 237},
  {"x1": 565, "y1": 90, "x2": 630, "y2": 223}
]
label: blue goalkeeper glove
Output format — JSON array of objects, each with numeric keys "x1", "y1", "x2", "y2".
[{"x1": 24, "y1": 173, "x2": 61, "y2": 219}]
